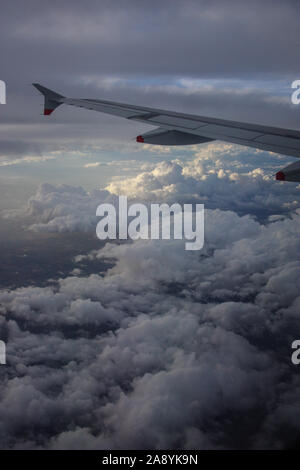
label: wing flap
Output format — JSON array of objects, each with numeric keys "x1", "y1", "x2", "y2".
[{"x1": 136, "y1": 127, "x2": 214, "y2": 146}]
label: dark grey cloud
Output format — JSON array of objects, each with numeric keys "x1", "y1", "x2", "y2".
[
  {"x1": 0, "y1": 140, "x2": 41, "y2": 158},
  {"x1": 0, "y1": 156, "x2": 300, "y2": 449},
  {"x1": 1, "y1": 202, "x2": 300, "y2": 449},
  {"x1": 2, "y1": 0, "x2": 300, "y2": 80}
]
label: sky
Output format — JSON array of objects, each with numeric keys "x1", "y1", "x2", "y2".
[{"x1": 1, "y1": 0, "x2": 300, "y2": 450}]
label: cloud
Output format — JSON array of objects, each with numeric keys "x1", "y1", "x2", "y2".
[
  {"x1": 83, "y1": 162, "x2": 103, "y2": 168},
  {"x1": 0, "y1": 155, "x2": 57, "y2": 167},
  {"x1": 105, "y1": 145, "x2": 300, "y2": 219},
  {"x1": 2, "y1": 0, "x2": 300, "y2": 79},
  {"x1": 6, "y1": 146, "x2": 300, "y2": 233},
  {"x1": 1, "y1": 202, "x2": 300, "y2": 449},
  {"x1": 6, "y1": 183, "x2": 118, "y2": 232}
]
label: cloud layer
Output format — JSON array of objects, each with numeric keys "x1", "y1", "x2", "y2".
[
  {"x1": 1, "y1": 151, "x2": 300, "y2": 449},
  {"x1": 6, "y1": 144, "x2": 299, "y2": 233}
]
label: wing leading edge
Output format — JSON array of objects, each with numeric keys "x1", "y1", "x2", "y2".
[{"x1": 33, "y1": 83, "x2": 300, "y2": 181}]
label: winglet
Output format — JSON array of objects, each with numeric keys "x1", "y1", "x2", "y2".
[{"x1": 32, "y1": 83, "x2": 64, "y2": 116}]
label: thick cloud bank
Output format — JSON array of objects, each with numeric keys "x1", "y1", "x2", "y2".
[
  {"x1": 1, "y1": 148, "x2": 300, "y2": 449},
  {"x1": 1, "y1": 204, "x2": 300, "y2": 448},
  {"x1": 5, "y1": 145, "x2": 300, "y2": 233}
]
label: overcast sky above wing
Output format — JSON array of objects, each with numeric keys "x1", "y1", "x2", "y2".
[{"x1": 1, "y1": 0, "x2": 300, "y2": 175}]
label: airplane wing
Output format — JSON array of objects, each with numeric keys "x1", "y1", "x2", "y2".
[{"x1": 33, "y1": 83, "x2": 300, "y2": 181}]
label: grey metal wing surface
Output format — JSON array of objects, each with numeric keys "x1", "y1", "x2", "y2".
[{"x1": 33, "y1": 83, "x2": 300, "y2": 181}]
